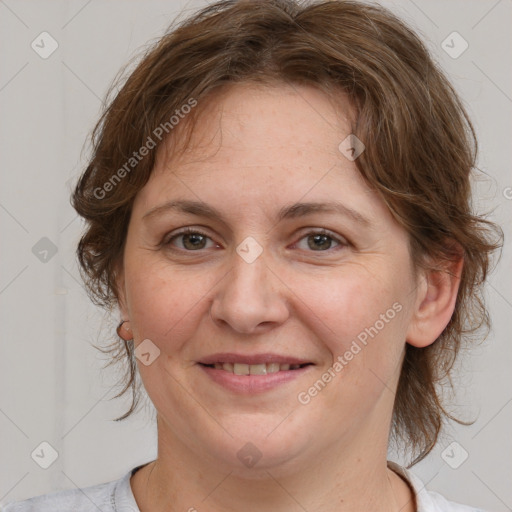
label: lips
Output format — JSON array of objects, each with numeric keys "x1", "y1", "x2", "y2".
[
  {"x1": 199, "y1": 358, "x2": 313, "y2": 393},
  {"x1": 198, "y1": 353, "x2": 313, "y2": 377}
]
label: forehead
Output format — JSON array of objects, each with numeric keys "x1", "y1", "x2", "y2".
[
  {"x1": 134, "y1": 82, "x2": 390, "y2": 225},
  {"x1": 162, "y1": 82, "x2": 357, "y2": 165}
]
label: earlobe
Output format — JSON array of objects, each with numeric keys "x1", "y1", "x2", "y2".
[
  {"x1": 406, "y1": 254, "x2": 464, "y2": 348},
  {"x1": 116, "y1": 319, "x2": 133, "y2": 341}
]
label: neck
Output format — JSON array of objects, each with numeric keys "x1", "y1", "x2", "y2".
[{"x1": 131, "y1": 419, "x2": 415, "y2": 512}]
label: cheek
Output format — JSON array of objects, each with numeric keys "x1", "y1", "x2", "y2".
[
  {"x1": 124, "y1": 259, "x2": 217, "y2": 351},
  {"x1": 290, "y1": 263, "x2": 409, "y2": 404},
  {"x1": 293, "y1": 263, "x2": 406, "y2": 348}
]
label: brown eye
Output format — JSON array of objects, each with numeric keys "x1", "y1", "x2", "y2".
[
  {"x1": 165, "y1": 229, "x2": 214, "y2": 251},
  {"x1": 163, "y1": 228, "x2": 347, "y2": 254},
  {"x1": 295, "y1": 230, "x2": 347, "y2": 252},
  {"x1": 309, "y1": 233, "x2": 334, "y2": 251}
]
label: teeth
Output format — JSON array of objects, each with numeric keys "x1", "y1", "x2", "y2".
[
  {"x1": 249, "y1": 364, "x2": 267, "y2": 375},
  {"x1": 223, "y1": 362, "x2": 234, "y2": 372},
  {"x1": 213, "y1": 362, "x2": 304, "y2": 374},
  {"x1": 267, "y1": 363, "x2": 280, "y2": 374},
  {"x1": 233, "y1": 363, "x2": 250, "y2": 375}
]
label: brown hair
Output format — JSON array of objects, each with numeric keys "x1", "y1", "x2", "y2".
[{"x1": 72, "y1": 0, "x2": 503, "y2": 464}]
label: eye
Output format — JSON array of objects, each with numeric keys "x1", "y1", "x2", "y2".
[
  {"x1": 163, "y1": 228, "x2": 348, "y2": 253},
  {"x1": 294, "y1": 229, "x2": 347, "y2": 252},
  {"x1": 164, "y1": 228, "x2": 217, "y2": 251}
]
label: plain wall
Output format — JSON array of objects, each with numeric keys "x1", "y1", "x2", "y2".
[{"x1": 0, "y1": 0, "x2": 511, "y2": 509}]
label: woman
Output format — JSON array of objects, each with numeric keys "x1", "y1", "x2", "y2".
[{"x1": 3, "y1": 0, "x2": 502, "y2": 510}]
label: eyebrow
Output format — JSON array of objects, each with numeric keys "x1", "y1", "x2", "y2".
[{"x1": 142, "y1": 199, "x2": 372, "y2": 228}]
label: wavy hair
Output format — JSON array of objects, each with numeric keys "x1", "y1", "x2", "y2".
[{"x1": 71, "y1": 0, "x2": 503, "y2": 464}]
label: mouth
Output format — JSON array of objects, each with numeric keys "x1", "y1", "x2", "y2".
[
  {"x1": 199, "y1": 362, "x2": 313, "y2": 375},
  {"x1": 196, "y1": 353, "x2": 315, "y2": 393}
]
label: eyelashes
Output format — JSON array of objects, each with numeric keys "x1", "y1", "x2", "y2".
[
  {"x1": 164, "y1": 228, "x2": 215, "y2": 251},
  {"x1": 163, "y1": 227, "x2": 349, "y2": 254},
  {"x1": 293, "y1": 229, "x2": 347, "y2": 252}
]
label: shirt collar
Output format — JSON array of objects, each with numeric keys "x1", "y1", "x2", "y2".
[{"x1": 114, "y1": 460, "x2": 438, "y2": 512}]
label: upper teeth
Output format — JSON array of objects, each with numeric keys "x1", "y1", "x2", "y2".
[{"x1": 213, "y1": 362, "x2": 302, "y2": 375}]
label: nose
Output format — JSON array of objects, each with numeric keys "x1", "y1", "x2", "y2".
[{"x1": 209, "y1": 245, "x2": 289, "y2": 335}]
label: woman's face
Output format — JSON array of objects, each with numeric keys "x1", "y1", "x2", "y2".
[{"x1": 118, "y1": 83, "x2": 425, "y2": 473}]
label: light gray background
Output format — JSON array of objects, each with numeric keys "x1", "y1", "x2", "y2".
[{"x1": 0, "y1": 0, "x2": 511, "y2": 509}]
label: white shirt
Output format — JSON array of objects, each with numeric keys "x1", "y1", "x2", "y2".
[{"x1": 1, "y1": 461, "x2": 487, "y2": 511}]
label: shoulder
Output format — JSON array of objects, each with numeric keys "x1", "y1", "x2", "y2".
[
  {"x1": 1, "y1": 480, "x2": 116, "y2": 512},
  {"x1": 0, "y1": 467, "x2": 140, "y2": 512},
  {"x1": 426, "y1": 490, "x2": 488, "y2": 512},
  {"x1": 387, "y1": 461, "x2": 488, "y2": 512}
]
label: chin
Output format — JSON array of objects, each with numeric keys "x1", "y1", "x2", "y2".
[{"x1": 201, "y1": 421, "x2": 312, "y2": 475}]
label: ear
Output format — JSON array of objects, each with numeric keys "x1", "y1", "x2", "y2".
[{"x1": 406, "y1": 250, "x2": 464, "y2": 348}]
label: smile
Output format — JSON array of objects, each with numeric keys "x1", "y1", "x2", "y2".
[
  {"x1": 198, "y1": 356, "x2": 314, "y2": 393},
  {"x1": 201, "y1": 362, "x2": 310, "y2": 375}
]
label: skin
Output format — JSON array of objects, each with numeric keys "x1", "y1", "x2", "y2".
[{"x1": 117, "y1": 82, "x2": 463, "y2": 512}]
